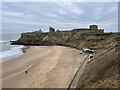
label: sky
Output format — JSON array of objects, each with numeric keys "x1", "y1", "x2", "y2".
[{"x1": 2, "y1": 2, "x2": 118, "y2": 34}]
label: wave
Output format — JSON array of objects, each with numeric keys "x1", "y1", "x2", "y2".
[
  {"x1": 0, "y1": 40, "x2": 8, "y2": 43},
  {"x1": 0, "y1": 45, "x2": 24, "y2": 62},
  {"x1": 0, "y1": 40, "x2": 10, "y2": 45}
]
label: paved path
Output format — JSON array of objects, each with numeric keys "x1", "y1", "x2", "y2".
[{"x1": 68, "y1": 54, "x2": 89, "y2": 89}]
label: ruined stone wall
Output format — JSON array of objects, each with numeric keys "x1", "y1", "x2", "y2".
[
  {"x1": 49, "y1": 27, "x2": 55, "y2": 32},
  {"x1": 89, "y1": 25, "x2": 98, "y2": 31}
]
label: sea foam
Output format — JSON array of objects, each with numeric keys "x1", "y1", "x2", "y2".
[
  {"x1": 0, "y1": 40, "x2": 8, "y2": 43},
  {"x1": 0, "y1": 45, "x2": 24, "y2": 62}
]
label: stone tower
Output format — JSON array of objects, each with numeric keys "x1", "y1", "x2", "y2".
[{"x1": 89, "y1": 25, "x2": 98, "y2": 31}]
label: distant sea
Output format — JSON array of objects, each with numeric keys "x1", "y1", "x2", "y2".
[{"x1": 0, "y1": 34, "x2": 24, "y2": 62}]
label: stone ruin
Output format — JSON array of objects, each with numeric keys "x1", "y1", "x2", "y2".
[
  {"x1": 49, "y1": 27, "x2": 55, "y2": 32},
  {"x1": 89, "y1": 25, "x2": 104, "y2": 33},
  {"x1": 89, "y1": 25, "x2": 98, "y2": 31},
  {"x1": 48, "y1": 25, "x2": 104, "y2": 33}
]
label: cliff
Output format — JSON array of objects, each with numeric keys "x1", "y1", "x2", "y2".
[
  {"x1": 11, "y1": 29, "x2": 118, "y2": 50},
  {"x1": 11, "y1": 27, "x2": 120, "y2": 88}
]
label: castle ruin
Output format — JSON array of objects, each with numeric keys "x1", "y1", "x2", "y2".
[
  {"x1": 49, "y1": 27, "x2": 55, "y2": 32},
  {"x1": 89, "y1": 25, "x2": 104, "y2": 33},
  {"x1": 48, "y1": 25, "x2": 104, "y2": 33},
  {"x1": 89, "y1": 25, "x2": 98, "y2": 31}
]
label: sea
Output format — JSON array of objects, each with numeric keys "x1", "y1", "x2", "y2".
[{"x1": 0, "y1": 34, "x2": 24, "y2": 62}]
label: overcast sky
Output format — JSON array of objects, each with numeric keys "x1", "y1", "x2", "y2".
[{"x1": 2, "y1": 2, "x2": 118, "y2": 34}]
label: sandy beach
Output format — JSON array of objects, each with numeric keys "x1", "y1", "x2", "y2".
[{"x1": 1, "y1": 46, "x2": 86, "y2": 88}]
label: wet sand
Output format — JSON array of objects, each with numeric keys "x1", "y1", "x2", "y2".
[{"x1": 1, "y1": 46, "x2": 86, "y2": 88}]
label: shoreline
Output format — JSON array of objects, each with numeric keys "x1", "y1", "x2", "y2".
[
  {"x1": 2, "y1": 46, "x2": 86, "y2": 88},
  {"x1": 1, "y1": 46, "x2": 30, "y2": 63},
  {"x1": 2, "y1": 46, "x2": 85, "y2": 88}
]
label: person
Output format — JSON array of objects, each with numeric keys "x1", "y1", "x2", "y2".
[{"x1": 25, "y1": 70, "x2": 28, "y2": 74}]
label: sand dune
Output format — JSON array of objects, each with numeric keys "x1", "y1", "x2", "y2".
[{"x1": 2, "y1": 46, "x2": 86, "y2": 88}]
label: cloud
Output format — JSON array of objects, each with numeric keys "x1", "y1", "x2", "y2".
[
  {"x1": 2, "y1": 0, "x2": 120, "y2": 2},
  {"x1": 2, "y1": 2, "x2": 118, "y2": 34}
]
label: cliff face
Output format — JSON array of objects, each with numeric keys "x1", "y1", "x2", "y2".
[{"x1": 12, "y1": 30, "x2": 119, "y2": 50}]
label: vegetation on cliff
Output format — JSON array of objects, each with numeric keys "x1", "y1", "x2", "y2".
[
  {"x1": 77, "y1": 46, "x2": 119, "y2": 88},
  {"x1": 12, "y1": 29, "x2": 118, "y2": 50}
]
